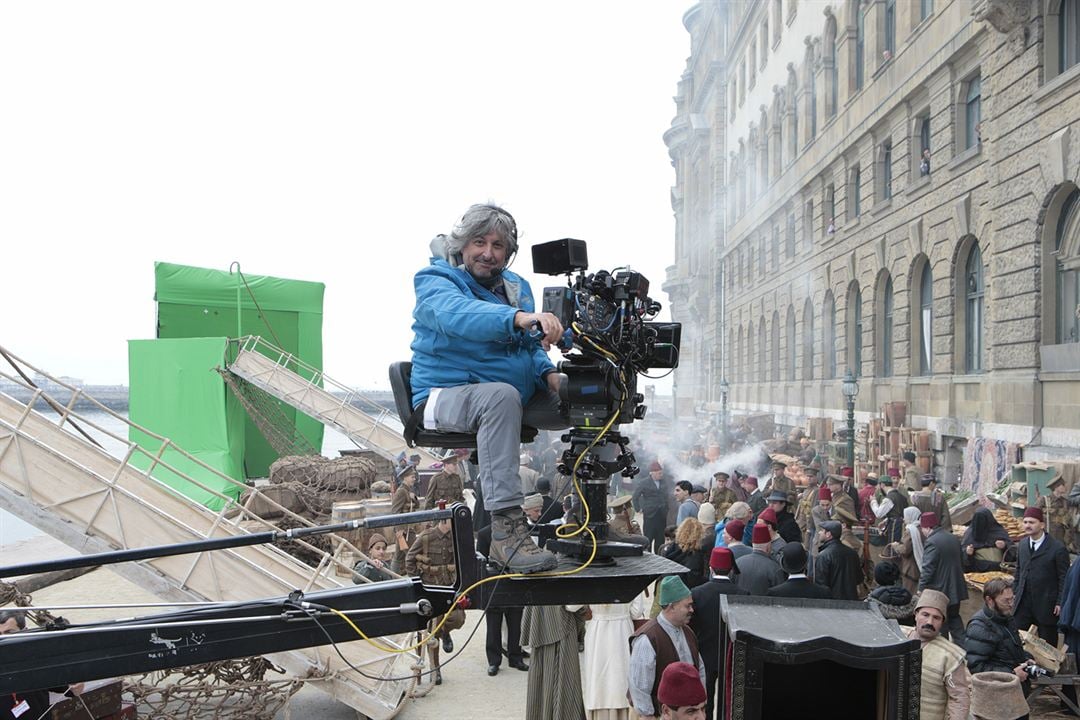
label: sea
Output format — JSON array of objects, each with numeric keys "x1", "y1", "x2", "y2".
[{"x1": 0, "y1": 408, "x2": 359, "y2": 546}]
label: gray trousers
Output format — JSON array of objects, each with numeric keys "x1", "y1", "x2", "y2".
[{"x1": 427, "y1": 383, "x2": 569, "y2": 513}]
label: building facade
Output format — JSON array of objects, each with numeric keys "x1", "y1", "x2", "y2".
[{"x1": 665, "y1": 0, "x2": 1080, "y2": 465}]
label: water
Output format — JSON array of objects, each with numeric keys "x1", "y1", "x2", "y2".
[{"x1": 0, "y1": 408, "x2": 359, "y2": 545}]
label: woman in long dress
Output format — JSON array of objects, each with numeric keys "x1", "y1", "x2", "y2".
[
  {"x1": 581, "y1": 593, "x2": 648, "y2": 720},
  {"x1": 889, "y1": 505, "x2": 924, "y2": 596}
]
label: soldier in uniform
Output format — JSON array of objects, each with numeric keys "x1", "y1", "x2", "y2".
[
  {"x1": 391, "y1": 465, "x2": 421, "y2": 573},
  {"x1": 709, "y1": 471, "x2": 737, "y2": 519},
  {"x1": 353, "y1": 532, "x2": 394, "y2": 583},
  {"x1": 826, "y1": 475, "x2": 863, "y2": 555},
  {"x1": 405, "y1": 518, "x2": 466, "y2": 685},
  {"x1": 424, "y1": 451, "x2": 466, "y2": 509},
  {"x1": 1042, "y1": 474, "x2": 1075, "y2": 552},
  {"x1": 762, "y1": 458, "x2": 796, "y2": 505},
  {"x1": 913, "y1": 474, "x2": 952, "y2": 532},
  {"x1": 794, "y1": 465, "x2": 821, "y2": 539},
  {"x1": 608, "y1": 494, "x2": 642, "y2": 536}
]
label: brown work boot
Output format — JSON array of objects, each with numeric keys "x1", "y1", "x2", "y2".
[{"x1": 490, "y1": 510, "x2": 558, "y2": 573}]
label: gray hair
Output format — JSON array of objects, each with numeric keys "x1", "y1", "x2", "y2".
[
  {"x1": 447, "y1": 204, "x2": 519, "y2": 257},
  {"x1": 0, "y1": 609, "x2": 26, "y2": 630}
]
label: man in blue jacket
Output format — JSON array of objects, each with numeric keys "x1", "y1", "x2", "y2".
[{"x1": 410, "y1": 204, "x2": 567, "y2": 573}]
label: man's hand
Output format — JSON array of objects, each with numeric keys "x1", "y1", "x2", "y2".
[
  {"x1": 515, "y1": 311, "x2": 563, "y2": 350},
  {"x1": 1055, "y1": 604, "x2": 1061, "y2": 616},
  {"x1": 1014, "y1": 663, "x2": 1030, "y2": 682},
  {"x1": 965, "y1": 544, "x2": 974, "y2": 556},
  {"x1": 546, "y1": 371, "x2": 563, "y2": 395}
]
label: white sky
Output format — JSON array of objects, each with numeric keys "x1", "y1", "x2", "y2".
[{"x1": 1, "y1": 2, "x2": 692, "y2": 392}]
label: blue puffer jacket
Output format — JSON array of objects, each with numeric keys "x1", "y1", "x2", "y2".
[{"x1": 409, "y1": 258, "x2": 555, "y2": 408}]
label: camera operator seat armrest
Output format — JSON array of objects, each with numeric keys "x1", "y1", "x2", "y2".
[{"x1": 388, "y1": 362, "x2": 538, "y2": 448}]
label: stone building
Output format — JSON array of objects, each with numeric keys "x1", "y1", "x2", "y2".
[{"x1": 664, "y1": 0, "x2": 1080, "y2": 467}]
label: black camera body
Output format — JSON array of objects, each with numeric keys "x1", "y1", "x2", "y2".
[
  {"x1": 1025, "y1": 663, "x2": 1053, "y2": 679},
  {"x1": 531, "y1": 239, "x2": 681, "y2": 560}
]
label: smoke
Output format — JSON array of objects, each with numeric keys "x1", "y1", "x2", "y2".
[{"x1": 650, "y1": 442, "x2": 771, "y2": 490}]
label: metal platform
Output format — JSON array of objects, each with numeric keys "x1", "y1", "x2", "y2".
[
  {"x1": 475, "y1": 552, "x2": 684, "y2": 608},
  {"x1": 226, "y1": 336, "x2": 440, "y2": 465}
]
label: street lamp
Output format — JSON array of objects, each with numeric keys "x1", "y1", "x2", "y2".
[
  {"x1": 841, "y1": 369, "x2": 860, "y2": 473},
  {"x1": 720, "y1": 378, "x2": 730, "y2": 448}
]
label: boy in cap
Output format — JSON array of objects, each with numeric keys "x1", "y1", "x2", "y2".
[
  {"x1": 690, "y1": 547, "x2": 747, "y2": 719},
  {"x1": 908, "y1": 589, "x2": 972, "y2": 720},
  {"x1": 656, "y1": 662, "x2": 707, "y2": 720},
  {"x1": 629, "y1": 576, "x2": 706, "y2": 720}
]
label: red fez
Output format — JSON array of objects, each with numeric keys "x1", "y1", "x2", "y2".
[
  {"x1": 724, "y1": 519, "x2": 745, "y2": 541},
  {"x1": 649, "y1": 460, "x2": 662, "y2": 472},
  {"x1": 841, "y1": 466, "x2": 854, "y2": 478},
  {"x1": 887, "y1": 467, "x2": 900, "y2": 477},
  {"x1": 657, "y1": 661, "x2": 706, "y2": 708},
  {"x1": 752, "y1": 523, "x2": 772, "y2": 545},
  {"x1": 757, "y1": 508, "x2": 778, "y2": 528},
  {"x1": 709, "y1": 546, "x2": 734, "y2": 572},
  {"x1": 1023, "y1": 506, "x2": 1044, "y2": 522},
  {"x1": 818, "y1": 486, "x2": 832, "y2": 501},
  {"x1": 920, "y1": 512, "x2": 938, "y2": 529}
]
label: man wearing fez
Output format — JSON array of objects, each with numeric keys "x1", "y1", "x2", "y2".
[
  {"x1": 690, "y1": 547, "x2": 747, "y2": 719},
  {"x1": 919, "y1": 511, "x2": 969, "y2": 644},
  {"x1": 909, "y1": 589, "x2": 972, "y2": 720},
  {"x1": 767, "y1": 541, "x2": 832, "y2": 599},
  {"x1": 629, "y1": 576, "x2": 706, "y2": 720},
  {"x1": 733, "y1": 524, "x2": 785, "y2": 595},
  {"x1": 914, "y1": 472, "x2": 953, "y2": 532},
  {"x1": 1013, "y1": 505, "x2": 1069, "y2": 647},
  {"x1": 656, "y1": 662, "x2": 708, "y2": 720},
  {"x1": 813, "y1": 521, "x2": 861, "y2": 600},
  {"x1": 409, "y1": 203, "x2": 568, "y2": 573},
  {"x1": 808, "y1": 485, "x2": 833, "y2": 570},
  {"x1": 634, "y1": 460, "x2": 672, "y2": 553},
  {"x1": 720, "y1": 518, "x2": 750, "y2": 560},
  {"x1": 741, "y1": 475, "x2": 765, "y2": 515},
  {"x1": 423, "y1": 451, "x2": 466, "y2": 509}
]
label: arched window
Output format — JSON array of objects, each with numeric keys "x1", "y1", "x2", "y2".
[
  {"x1": 964, "y1": 242, "x2": 985, "y2": 373},
  {"x1": 847, "y1": 282, "x2": 863, "y2": 377},
  {"x1": 879, "y1": 274, "x2": 894, "y2": 377},
  {"x1": 917, "y1": 259, "x2": 934, "y2": 375},
  {"x1": 824, "y1": 290, "x2": 837, "y2": 379},
  {"x1": 759, "y1": 320, "x2": 768, "y2": 382},
  {"x1": 1056, "y1": 189, "x2": 1080, "y2": 343},
  {"x1": 803, "y1": 298, "x2": 815, "y2": 380},
  {"x1": 786, "y1": 307, "x2": 797, "y2": 381},
  {"x1": 771, "y1": 311, "x2": 781, "y2": 382}
]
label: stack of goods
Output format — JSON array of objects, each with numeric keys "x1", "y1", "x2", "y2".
[
  {"x1": 964, "y1": 570, "x2": 1014, "y2": 593},
  {"x1": 783, "y1": 460, "x2": 810, "y2": 487},
  {"x1": 993, "y1": 509, "x2": 1026, "y2": 542}
]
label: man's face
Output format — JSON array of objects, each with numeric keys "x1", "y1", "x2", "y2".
[
  {"x1": 915, "y1": 607, "x2": 944, "y2": 641},
  {"x1": 1054, "y1": 484, "x2": 1067, "y2": 499},
  {"x1": 524, "y1": 506, "x2": 542, "y2": 522},
  {"x1": 650, "y1": 470, "x2": 663, "y2": 482},
  {"x1": 989, "y1": 588, "x2": 1015, "y2": 617},
  {"x1": 662, "y1": 702, "x2": 707, "y2": 720},
  {"x1": 768, "y1": 500, "x2": 785, "y2": 513},
  {"x1": 369, "y1": 541, "x2": 387, "y2": 561},
  {"x1": 461, "y1": 230, "x2": 509, "y2": 280},
  {"x1": 827, "y1": 481, "x2": 842, "y2": 496},
  {"x1": 403, "y1": 473, "x2": 416, "y2": 488},
  {"x1": 772, "y1": 466, "x2": 784, "y2": 478},
  {"x1": 666, "y1": 596, "x2": 694, "y2": 627},
  {"x1": 691, "y1": 490, "x2": 705, "y2": 503},
  {"x1": 0, "y1": 618, "x2": 20, "y2": 635},
  {"x1": 674, "y1": 486, "x2": 688, "y2": 502},
  {"x1": 443, "y1": 461, "x2": 459, "y2": 477},
  {"x1": 437, "y1": 519, "x2": 452, "y2": 535},
  {"x1": 741, "y1": 480, "x2": 757, "y2": 494},
  {"x1": 819, "y1": 498, "x2": 831, "y2": 511},
  {"x1": 1023, "y1": 516, "x2": 1045, "y2": 537}
]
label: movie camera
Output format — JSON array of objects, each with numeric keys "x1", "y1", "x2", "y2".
[{"x1": 532, "y1": 238, "x2": 681, "y2": 558}]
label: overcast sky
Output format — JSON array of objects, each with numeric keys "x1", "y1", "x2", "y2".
[{"x1": 1, "y1": 2, "x2": 692, "y2": 392}]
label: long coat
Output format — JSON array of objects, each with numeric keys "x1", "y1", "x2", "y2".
[
  {"x1": 814, "y1": 539, "x2": 862, "y2": 600},
  {"x1": 522, "y1": 605, "x2": 586, "y2": 720},
  {"x1": 919, "y1": 527, "x2": 969, "y2": 606},
  {"x1": 1014, "y1": 532, "x2": 1069, "y2": 626},
  {"x1": 690, "y1": 578, "x2": 749, "y2": 675},
  {"x1": 582, "y1": 596, "x2": 648, "y2": 715},
  {"x1": 631, "y1": 477, "x2": 670, "y2": 526},
  {"x1": 734, "y1": 550, "x2": 786, "y2": 595}
]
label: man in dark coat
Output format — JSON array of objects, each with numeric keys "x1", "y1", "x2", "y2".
[
  {"x1": 633, "y1": 461, "x2": 671, "y2": 553},
  {"x1": 963, "y1": 577, "x2": 1032, "y2": 677},
  {"x1": 918, "y1": 511, "x2": 969, "y2": 644},
  {"x1": 535, "y1": 478, "x2": 562, "y2": 524},
  {"x1": 690, "y1": 547, "x2": 748, "y2": 720},
  {"x1": 813, "y1": 521, "x2": 861, "y2": 600},
  {"x1": 762, "y1": 490, "x2": 801, "y2": 543},
  {"x1": 1013, "y1": 506, "x2": 1070, "y2": 647},
  {"x1": 733, "y1": 524, "x2": 786, "y2": 595},
  {"x1": 767, "y1": 541, "x2": 832, "y2": 599},
  {"x1": 742, "y1": 475, "x2": 766, "y2": 515}
]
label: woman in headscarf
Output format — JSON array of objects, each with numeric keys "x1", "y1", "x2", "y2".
[
  {"x1": 961, "y1": 507, "x2": 1013, "y2": 572},
  {"x1": 889, "y1": 505, "x2": 924, "y2": 596}
]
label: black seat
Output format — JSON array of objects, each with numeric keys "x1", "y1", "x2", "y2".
[{"x1": 389, "y1": 361, "x2": 538, "y2": 449}]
